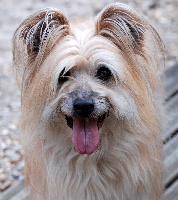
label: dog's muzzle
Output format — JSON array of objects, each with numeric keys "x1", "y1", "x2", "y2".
[{"x1": 64, "y1": 97, "x2": 108, "y2": 155}]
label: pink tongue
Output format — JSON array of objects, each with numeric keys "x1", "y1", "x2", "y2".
[{"x1": 72, "y1": 118, "x2": 99, "y2": 154}]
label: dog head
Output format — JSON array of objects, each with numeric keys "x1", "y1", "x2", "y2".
[{"x1": 13, "y1": 3, "x2": 163, "y2": 155}]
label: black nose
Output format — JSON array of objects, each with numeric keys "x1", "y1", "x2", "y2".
[{"x1": 73, "y1": 99, "x2": 94, "y2": 117}]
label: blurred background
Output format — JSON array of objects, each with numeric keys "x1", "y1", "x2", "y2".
[{"x1": 0, "y1": 0, "x2": 178, "y2": 198}]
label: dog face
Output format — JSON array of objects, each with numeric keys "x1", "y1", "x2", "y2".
[
  {"x1": 50, "y1": 37, "x2": 129, "y2": 154},
  {"x1": 13, "y1": 4, "x2": 163, "y2": 156}
]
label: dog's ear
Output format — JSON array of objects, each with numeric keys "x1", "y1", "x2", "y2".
[
  {"x1": 95, "y1": 3, "x2": 146, "y2": 54},
  {"x1": 13, "y1": 8, "x2": 70, "y2": 88},
  {"x1": 13, "y1": 8, "x2": 70, "y2": 61}
]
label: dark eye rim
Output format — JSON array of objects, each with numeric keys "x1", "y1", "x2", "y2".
[
  {"x1": 95, "y1": 65, "x2": 113, "y2": 82},
  {"x1": 58, "y1": 67, "x2": 71, "y2": 84}
]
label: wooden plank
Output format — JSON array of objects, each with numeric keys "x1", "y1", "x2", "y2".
[
  {"x1": 164, "y1": 179, "x2": 178, "y2": 200},
  {"x1": 164, "y1": 132, "x2": 178, "y2": 188},
  {"x1": 164, "y1": 62, "x2": 178, "y2": 100},
  {"x1": 164, "y1": 142, "x2": 178, "y2": 186},
  {"x1": 10, "y1": 188, "x2": 28, "y2": 200},
  {"x1": 0, "y1": 181, "x2": 24, "y2": 200},
  {"x1": 162, "y1": 62, "x2": 178, "y2": 141},
  {"x1": 163, "y1": 93, "x2": 178, "y2": 141},
  {"x1": 164, "y1": 132, "x2": 178, "y2": 158}
]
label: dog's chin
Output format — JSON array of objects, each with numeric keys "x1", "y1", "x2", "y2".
[{"x1": 65, "y1": 113, "x2": 108, "y2": 155}]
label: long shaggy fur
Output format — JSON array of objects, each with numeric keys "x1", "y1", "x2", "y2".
[{"x1": 13, "y1": 3, "x2": 164, "y2": 200}]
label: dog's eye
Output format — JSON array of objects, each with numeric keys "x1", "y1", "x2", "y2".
[
  {"x1": 58, "y1": 68, "x2": 70, "y2": 84},
  {"x1": 96, "y1": 65, "x2": 112, "y2": 82}
]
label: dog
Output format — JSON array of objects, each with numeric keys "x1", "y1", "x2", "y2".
[{"x1": 13, "y1": 3, "x2": 164, "y2": 200}]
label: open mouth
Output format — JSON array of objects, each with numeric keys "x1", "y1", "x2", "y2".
[
  {"x1": 65, "y1": 113, "x2": 108, "y2": 154},
  {"x1": 65, "y1": 114, "x2": 108, "y2": 130}
]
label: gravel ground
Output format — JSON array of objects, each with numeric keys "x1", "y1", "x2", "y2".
[{"x1": 0, "y1": 0, "x2": 178, "y2": 192}]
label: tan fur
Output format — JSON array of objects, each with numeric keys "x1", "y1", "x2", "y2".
[{"x1": 13, "y1": 3, "x2": 164, "y2": 200}]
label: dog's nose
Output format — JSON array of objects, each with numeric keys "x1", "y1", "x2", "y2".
[{"x1": 73, "y1": 99, "x2": 94, "y2": 117}]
